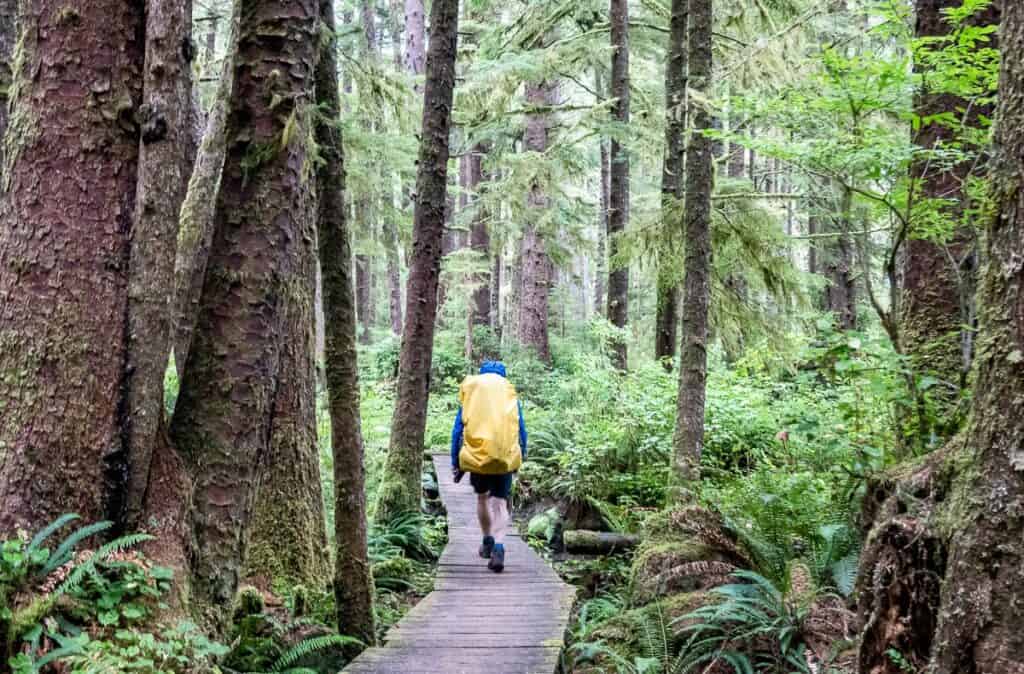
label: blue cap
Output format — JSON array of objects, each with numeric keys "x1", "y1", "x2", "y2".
[{"x1": 479, "y1": 361, "x2": 507, "y2": 377}]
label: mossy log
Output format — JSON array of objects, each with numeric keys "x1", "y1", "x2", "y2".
[{"x1": 563, "y1": 530, "x2": 639, "y2": 554}]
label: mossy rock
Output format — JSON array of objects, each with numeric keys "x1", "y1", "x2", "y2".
[
  {"x1": 372, "y1": 556, "x2": 415, "y2": 581},
  {"x1": 629, "y1": 541, "x2": 738, "y2": 606},
  {"x1": 568, "y1": 593, "x2": 710, "y2": 674}
]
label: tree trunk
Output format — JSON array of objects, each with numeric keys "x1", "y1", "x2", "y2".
[
  {"x1": 824, "y1": 187, "x2": 857, "y2": 330},
  {"x1": 0, "y1": 0, "x2": 15, "y2": 165},
  {"x1": 606, "y1": 0, "x2": 630, "y2": 371},
  {"x1": 655, "y1": 0, "x2": 687, "y2": 369},
  {"x1": 595, "y1": 136, "x2": 609, "y2": 316},
  {"x1": 123, "y1": 0, "x2": 196, "y2": 528},
  {"x1": 0, "y1": 0, "x2": 144, "y2": 532},
  {"x1": 173, "y1": 10, "x2": 240, "y2": 379},
  {"x1": 376, "y1": 0, "x2": 460, "y2": 522},
  {"x1": 315, "y1": 0, "x2": 377, "y2": 647},
  {"x1": 492, "y1": 252, "x2": 503, "y2": 340},
  {"x1": 517, "y1": 80, "x2": 556, "y2": 363},
  {"x1": 245, "y1": 211, "x2": 329, "y2": 589},
  {"x1": 671, "y1": 0, "x2": 713, "y2": 499},
  {"x1": 168, "y1": 0, "x2": 319, "y2": 624},
  {"x1": 356, "y1": 251, "x2": 373, "y2": 343},
  {"x1": 563, "y1": 530, "x2": 640, "y2": 554},
  {"x1": 469, "y1": 144, "x2": 492, "y2": 327},
  {"x1": 898, "y1": 0, "x2": 998, "y2": 442},
  {"x1": 403, "y1": 0, "x2": 426, "y2": 82},
  {"x1": 858, "y1": 8, "x2": 1024, "y2": 670}
]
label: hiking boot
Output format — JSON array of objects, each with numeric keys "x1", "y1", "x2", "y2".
[
  {"x1": 488, "y1": 544, "x2": 505, "y2": 573},
  {"x1": 479, "y1": 535, "x2": 495, "y2": 559}
]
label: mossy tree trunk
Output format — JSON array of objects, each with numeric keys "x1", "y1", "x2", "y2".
[
  {"x1": 924, "y1": 6, "x2": 1024, "y2": 668},
  {"x1": 671, "y1": 0, "x2": 713, "y2": 500},
  {"x1": 315, "y1": 0, "x2": 377, "y2": 647},
  {"x1": 0, "y1": 0, "x2": 15, "y2": 165},
  {"x1": 897, "y1": 0, "x2": 999, "y2": 443},
  {"x1": 376, "y1": 0, "x2": 460, "y2": 523},
  {"x1": 0, "y1": 0, "x2": 145, "y2": 532},
  {"x1": 606, "y1": 0, "x2": 630, "y2": 371},
  {"x1": 517, "y1": 78, "x2": 556, "y2": 364},
  {"x1": 823, "y1": 186, "x2": 857, "y2": 330},
  {"x1": 245, "y1": 198, "x2": 329, "y2": 590},
  {"x1": 172, "y1": 8, "x2": 239, "y2": 379},
  {"x1": 167, "y1": 0, "x2": 319, "y2": 625},
  {"x1": 655, "y1": 0, "x2": 687, "y2": 370},
  {"x1": 123, "y1": 0, "x2": 197, "y2": 528},
  {"x1": 857, "y1": 7, "x2": 1024, "y2": 670}
]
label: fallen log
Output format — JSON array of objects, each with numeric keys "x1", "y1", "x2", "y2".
[{"x1": 563, "y1": 529, "x2": 640, "y2": 555}]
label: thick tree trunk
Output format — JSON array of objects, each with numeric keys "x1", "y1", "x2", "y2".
[
  {"x1": 0, "y1": 0, "x2": 144, "y2": 532},
  {"x1": 859, "y1": 9, "x2": 1024, "y2": 670},
  {"x1": 517, "y1": 81, "x2": 557, "y2": 363},
  {"x1": 469, "y1": 144, "x2": 492, "y2": 327},
  {"x1": 0, "y1": 0, "x2": 15, "y2": 165},
  {"x1": 123, "y1": 0, "x2": 196, "y2": 528},
  {"x1": 173, "y1": 11, "x2": 239, "y2": 379},
  {"x1": 606, "y1": 0, "x2": 630, "y2": 370},
  {"x1": 245, "y1": 212, "x2": 329, "y2": 589},
  {"x1": 671, "y1": 0, "x2": 713, "y2": 499},
  {"x1": 168, "y1": 0, "x2": 319, "y2": 624},
  {"x1": 376, "y1": 0, "x2": 460, "y2": 522},
  {"x1": 925, "y1": 7, "x2": 1024, "y2": 668},
  {"x1": 316, "y1": 0, "x2": 377, "y2": 647},
  {"x1": 898, "y1": 0, "x2": 998, "y2": 441},
  {"x1": 655, "y1": 0, "x2": 687, "y2": 369}
]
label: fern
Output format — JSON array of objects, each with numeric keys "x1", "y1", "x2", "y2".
[
  {"x1": 271, "y1": 634, "x2": 362, "y2": 672},
  {"x1": 26, "y1": 514, "x2": 80, "y2": 558},
  {"x1": 42, "y1": 521, "x2": 113, "y2": 575},
  {"x1": 670, "y1": 571, "x2": 810, "y2": 674}
]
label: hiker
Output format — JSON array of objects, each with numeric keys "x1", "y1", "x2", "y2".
[{"x1": 450, "y1": 361, "x2": 527, "y2": 573}]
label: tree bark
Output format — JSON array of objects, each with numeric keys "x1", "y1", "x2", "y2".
[
  {"x1": 606, "y1": 0, "x2": 630, "y2": 371},
  {"x1": 168, "y1": 0, "x2": 319, "y2": 624},
  {"x1": 245, "y1": 202, "x2": 329, "y2": 590},
  {"x1": 123, "y1": 0, "x2": 196, "y2": 528},
  {"x1": 898, "y1": 0, "x2": 999, "y2": 441},
  {"x1": 0, "y1": 0, "x2": 15, "y2": 166},
  {"x1": 356, "y1": 252, "x2": 373, "y2": 343},
  {"x1": 316, "y1": 0, "x2": 377, "y2": 647},
  {"x1": 517, "y1": 80, "x2": 557, "y2": 363},
  {"x1": 671, "y1": 0, "x2": 713, "y2": 499},
  {"x1": 563, "y1": 530, "x2": 640, "y2": 554},
  {"x1": 173, "y1": 10, "x2": 240, "y2": 379},
  {"x1": 655, "y1": 0, "x2": 687, "y2": 369},
  {"x1": 0, "y1": 0, "x2": 144, "y2": 532},
  {"x1": 376, "y1": 0, "x2": 460, "y2": 522}
]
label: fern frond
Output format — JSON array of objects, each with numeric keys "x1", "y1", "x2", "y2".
[
  {"x1": 27, "y1": 513, "x2": 80, "y2": 557},
  {"x1": 42, "y1": 521, "x2": 113, "y2": 574},
  {"x1": 271, "y1": 634, "x2": 362, "y2": 672}
]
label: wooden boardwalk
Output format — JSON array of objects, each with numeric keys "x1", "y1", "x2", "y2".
[{"x1": 343, "y1": 454, "x2": 576, "y2": 674}]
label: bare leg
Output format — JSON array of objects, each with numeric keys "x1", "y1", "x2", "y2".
[
  {"x1": 489, "y1": 496, "x2": 509, "y2": 544},
  {"x1": 477, "y1": 493, "x2": 492, "y2": 538}
]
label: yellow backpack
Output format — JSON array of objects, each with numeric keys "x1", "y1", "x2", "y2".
[{"x1": 457, "y1": 373, "x2": 523, "y2": 474}]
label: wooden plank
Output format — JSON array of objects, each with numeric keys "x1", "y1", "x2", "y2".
[{"x1": 342, "y1": 453, "x2": 575, "y2": 673}]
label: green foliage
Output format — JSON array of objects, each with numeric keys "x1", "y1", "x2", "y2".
[
  {"x1": 672, "y1": 571, "x2": 810, "y2": 674},
  {"x1": 59, "y1": 622, "x2": 227, "y2": 674},
  {"x1": 0, "y1": 516, "x2": 182, "y2": 672}
]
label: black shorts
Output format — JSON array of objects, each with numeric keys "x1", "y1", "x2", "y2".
[{"x1": 469, "y1": 472, "x2": 514, "y2": 500}]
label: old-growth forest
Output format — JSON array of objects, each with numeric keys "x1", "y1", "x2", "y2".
[{"x1": 0, "y1": 0, "x2": 1021, "y2": 672}]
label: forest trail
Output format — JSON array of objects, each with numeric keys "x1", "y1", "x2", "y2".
[{"x1": 343, "y1": 453, "x2": 577, "y2": 674}]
